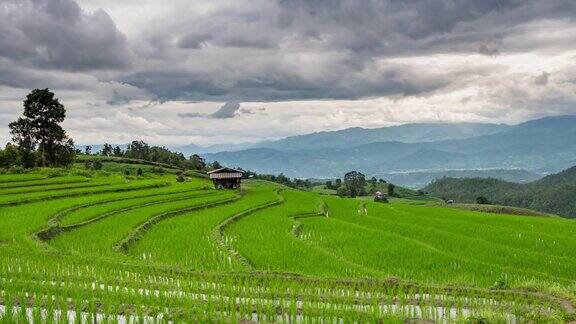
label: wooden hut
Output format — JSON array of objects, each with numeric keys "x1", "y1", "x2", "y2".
[{"x1": 207, "y1": 167, "x2": 243, "y2": 189}]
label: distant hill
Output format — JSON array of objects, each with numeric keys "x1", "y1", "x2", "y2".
[
  {"x1": 424, "y1": 165, "x2": 576, "y2": 218},
  {"x1": 255, "y1": 122, "x2": 509, "y2": 151},
  {"x1": 204, "y1": 115, "x2": 576, "y2": 180},
  {"x1": 175, "y1": 142, "x2": 255, "y2": 155},
  {"x1": 380, "y1": 169, "x2": 541, "y2": 189},
  {"x1": 174, "y1": 122, "x2": 508, "y2": 155}
]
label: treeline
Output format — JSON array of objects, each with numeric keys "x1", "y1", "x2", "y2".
[
  {"x1": 240, "y1": 170, "x2": 314, "y2": 189},
  {"x1": 425, "y1": 166, "x2": 576, "y2": 218},
  {"x1": 324, "y1": 172, "x2": 398, "y2": 198},
  {"x1": 0, "y1": 88, "x2": 224, "y2": 174},
  {"x1": 81, "y1": 141, "x2": 218, "y2": 171}
]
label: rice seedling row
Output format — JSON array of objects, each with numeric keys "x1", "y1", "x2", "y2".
[
  {"x1": 0, "y1": 175, "x2": 89, "y2": 189},
  {"x1": 49, "y1": 192, "x2": 236, "y2": 258},
  {"x1": 0, "y1": 181, "x2": 113, "y2": 196},
  {"x1": 0, "y1": 173, "x2": 46, "y2": 183},
  {"x1": 296, "y1": 197, "x2": 576, "y2": 286},
  {"x1": 130, "y1": 182, "x2": 280, "y2": 270},
  {"x1": 1, "y1": 171, "x2": 575, "y2": 322}
]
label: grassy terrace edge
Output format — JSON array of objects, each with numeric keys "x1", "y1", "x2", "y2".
[{"x1": 1, "y1": 166, "x2": 575, "y2": 323}]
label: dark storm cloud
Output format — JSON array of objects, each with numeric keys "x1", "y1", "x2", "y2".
[
  {"x1": 478, "y1": 44, "x2": 500, "y2": 56},
  {"x1": 211, "y1": 101, "x2": 241, "y2": 118},
  {"x1": 124, "y1": 61, "x2": 454, "y2": 102},
  {"x1": 178, "y1": 112, "x2": 203, "y2": 118},
  {"x1": 3, "y1": 0, "x2": 576, "y2": 105},
  {"x1": 179, "y1": 101, "x2": 243, "y2": 119},
  {"x1": 534, "y1": 72, "x2": 551, "y2": 86},
  {"x1": 120, "y1": 0, "x2": 576, "y2": 102},
  {"x1": 0, "y1": 0, "x2": 131, "y2": 71}
]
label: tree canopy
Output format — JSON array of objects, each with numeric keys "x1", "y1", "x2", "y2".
[
  {"x1": 6, "y1": 89, "x2": 75, "y2": 168},
  {"x1": 343, "y1": 171, "x2": 367, "y2": 197}
]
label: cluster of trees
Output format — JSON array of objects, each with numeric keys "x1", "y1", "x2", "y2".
[
  {"x1": 1, "y1": 89, "x2": 75, "y2": 169},
  {"x1": 325, "y1": 171, "x2": 397, "y2": 198},
  {"x1": 240, "y1": 170, "x2": 313, "y2": 189},
  {"x1": 82, "y1": 141, "x2": 220, "y2": 171},
  {"x1": 0, "y1": 89, "x2": 226, "y2": 175},
  {"x1": 84, "y1": 144, "x2": 123, "y2": 158},
  {"x1": 336, "y1": 171, "x2": 368, "y2": 197}
]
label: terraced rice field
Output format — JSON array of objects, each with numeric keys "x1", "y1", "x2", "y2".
[{"x1": 0, "y1": 170, "x2": 575, "y2": 323}]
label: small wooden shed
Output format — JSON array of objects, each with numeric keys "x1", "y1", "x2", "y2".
[{"x1": 207, "y1": 167, "x2": 243, "y2": 189}]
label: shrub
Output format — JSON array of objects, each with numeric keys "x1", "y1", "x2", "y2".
[
  {"x1": 124, "y1": 170, "x2": 130, "y2": 176},
  {"x1": 151, "y1": 167, "x2": 165, "y2": 175},
  {"x1": 387, "y1": 183, "x2": 395, "y2": 197},
  {"x1": 47, "y1": 169, "x2": 66, "y2": 178},
  {"x1": 374, "y1": 196, "x2": 389, "y2": 203},
  {"x1": 336, "y1": 185, "x2": 351, "y2": 197},
  {"x1": 92, "y1": 160, "x2": 103, "y2": 170},
  {"x1": 136, "y1": 168, "x2": 143, "y2": 176},
  {"x1": 492, "y1": 277, "x2": 510, "y2": 290},
  {"x1": 71, "y1": 169, "x2": 93, "y2": 178},
  {"x1": 8, "y1": 166, "x2": 26, "y2": 174},
  {"x1": 476, "y1": 196, "x2": 489, "y2": 205}
]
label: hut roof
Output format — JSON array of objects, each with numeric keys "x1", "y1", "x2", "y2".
[
  {"x1": 207, "y1": 167, "x2": 243, "y2": 179},
  {"x1": 207, "y1": 167, "x2": 243, "y2": 174}
]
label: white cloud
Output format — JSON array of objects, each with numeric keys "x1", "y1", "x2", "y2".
[{"x1": 2, "y1": 0, "x2": 576, "y2": 147}]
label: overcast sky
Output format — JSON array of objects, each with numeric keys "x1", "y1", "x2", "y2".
[{"x1": 1, "y1": 0, "x2": 576, "y2": 146}]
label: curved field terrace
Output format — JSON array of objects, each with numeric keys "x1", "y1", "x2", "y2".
[{"x1": 0, "y1": 170, "x2": 575, "y2": 323}]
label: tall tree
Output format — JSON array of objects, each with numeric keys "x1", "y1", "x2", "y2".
[
  {"x1": 344, "y1": 171, "x2": 367, "y2": 197},
  {"x1": 113, "y1": 146, "x2": 123, "y2": 157},
  {"x1": 101, "y1": 143, "x2": 113, "y2": 156},
  {"x1": 8, "y1": 118, "x2": 36, "y2": 168},
  {"x1": 187, "y1": 154, "x2": 206, "y2": 170},
  {"x1": 125, "y1": 140, "x2": 150, "y2": 160},
  {"x1": 8, "y1": 89, "x2": 72, "y2": 167},
  {"x1": 209, "y1": 161, "x2": 223, "y2": 170}
]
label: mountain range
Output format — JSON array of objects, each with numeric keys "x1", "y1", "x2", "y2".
[
  {"x1": 253, "y1": 122, "x2": 509, "y2": 150},
  {"x1": 202, "y1": 115, "x2": 576, "y2": 186}
]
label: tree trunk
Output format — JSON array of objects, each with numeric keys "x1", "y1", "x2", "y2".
[{"x1": 41, "y1": 141, "x2": 47, "y2": 167}]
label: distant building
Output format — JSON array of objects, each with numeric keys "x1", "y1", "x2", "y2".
[
  {"x1": 207, "y1": 167, "x2": 243, "y2": 189},
  {"x1": 374, "y1": 191, "x2": 388, "y2": 203}
]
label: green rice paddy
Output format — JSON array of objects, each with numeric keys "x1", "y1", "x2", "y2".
[{"x1": 0, "y1": 169, "x2": 575, "y2": 323}]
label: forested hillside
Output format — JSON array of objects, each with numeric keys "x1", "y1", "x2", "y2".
[{"x1": 425, "y1": 166, "x2": 576, "y2": 218}]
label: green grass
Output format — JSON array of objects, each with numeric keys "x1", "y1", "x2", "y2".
[
  {"x1": 0, "y1": 165, "x2": 575, "y2": 322},
  {"x1": 59, "y1": 185, "x2": 209, "y2": 226},
  {"x1": 0, "y1": 175, "x2": 88, "y2": 189},
  {"x1": 298, "y1": 197, "x2": 576, "y2": 286},
  {"x1": 50, "y1": 192, "x2": 235, "y2": 258},
  {"x1": 0, "y1": 173, "x2": 46, "y2": 183},
  {"x1": 129, "y1": 181, "x2": 279, "y2": 270},
  {"x1": 0, "y1": 176, "x2": 185, "y2": 206},
  {"x1": 73, "y1": 161, "x2": 180, "y2": 174},
  {"x1": 310, "y1": 185, "x2": 337, "y2": 195}
]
